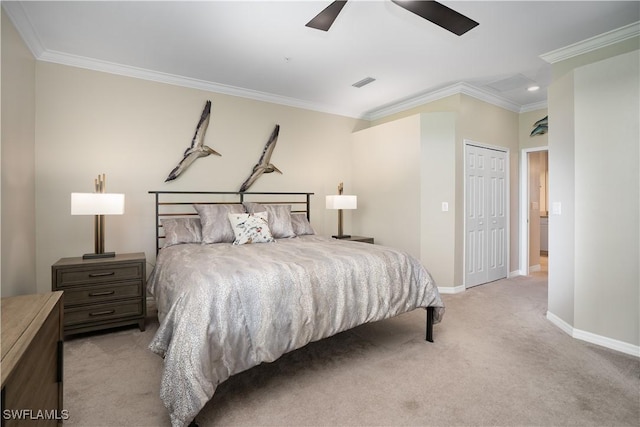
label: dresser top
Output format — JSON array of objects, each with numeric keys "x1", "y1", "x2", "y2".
[
  {"x1": 1, "y1": 291, "x2": 63, "y2": 386},
  {"x1": 53, "y1": 252, "x2": 145, "y2": 268}
]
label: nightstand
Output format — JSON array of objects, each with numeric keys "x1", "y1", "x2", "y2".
[
  {"x1": 337, "y1": 236, "x2": 374, "y2": 244},
  {"x1": 51, "y1": 252, "x2": 146, "y2": 336}
]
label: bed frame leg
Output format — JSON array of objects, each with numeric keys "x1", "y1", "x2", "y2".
[
  {"x1": 426, "y1": 307, "x2": 434, "y2": 342},
  {"x1": 189, "y1": 419, "x2": 199, "y2": 427}
]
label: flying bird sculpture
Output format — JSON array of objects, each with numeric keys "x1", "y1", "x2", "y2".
[
  {"x1": 165, "y1": 100, "x2": 221, "y2": 182},
  {"x1": 530, "y1": 115, "x2": 548, "y2": 137},
  {"x1": 239, "y1": 124, "x2": 281, "y2": 192}
]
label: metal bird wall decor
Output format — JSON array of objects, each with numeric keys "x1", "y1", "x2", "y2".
[
  {"x1": 239, "y1": 125, "x2": 281, "y2": 192},
  {"x1": 530, "y1": 115, "x2": 548, "y2": 137},
  {"x1": 165, "y1": 100, "x2": 221, "y2": 182}
]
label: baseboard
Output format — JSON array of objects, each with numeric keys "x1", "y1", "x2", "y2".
[
  {"x1": 508, "y1": 270, "x2": 523, "y2": 278},
  {"x1": 547, "y1": 311, "x2": 640, "y2": 357},
  {"x1": 437, "y1": 285, "x2": 466, "y2": 294},
  {"x1": 529, "y1": 264, "x2": 541, "y2": 273}
]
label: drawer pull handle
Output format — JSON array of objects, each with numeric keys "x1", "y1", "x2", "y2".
[
  {"x1": 89, "y1": 310, "x2": 115, "y2": 317},
  {"x1": 89, "y1": 290, "x2": 115, "y2": 297},
  {"x1": 89, "y1": 272, "x2": 115, "y2": 277}
]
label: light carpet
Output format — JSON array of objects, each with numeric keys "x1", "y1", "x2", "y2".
[{"x1": 63, "y1": 274, "x2": 640, "y2": 426}]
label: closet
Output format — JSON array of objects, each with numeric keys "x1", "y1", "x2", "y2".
[{"x1": 465, "y1": 143, "x2": 508, "y2": 288}]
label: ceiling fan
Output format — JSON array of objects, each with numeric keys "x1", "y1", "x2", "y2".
[{"x1": 306, "y1": 0, "x2": 479, "y2": 36}]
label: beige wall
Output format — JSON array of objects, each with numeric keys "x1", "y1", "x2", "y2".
[
  {"x1": 351, "y1": 115, "x2": 422, "y2": 256},
  {"x1": 519, "y1": 109, "x2": 548, "y2": 151},
  {"x1": 353, "y1": 94, "x2": 519, "y2": 290},
  {"x1": 1, "y1": 11, "x2": 37, "y2": 297},
  {"x1": 573, "y1": 49, "x2": 639, "y2": 346},
  {"x1": 548, "y1": 45, "x2": 639, "y2": 350},
  {"x1": 34, "y1": 62, "x2": 366, "y2": 293},
  {"x1": 548, "y1": 71, "x2": 576, "y2": 325}
]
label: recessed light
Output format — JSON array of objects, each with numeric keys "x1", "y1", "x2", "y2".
[{"x1": 527, "y1": 85, "x2": 540, "y2": 92}]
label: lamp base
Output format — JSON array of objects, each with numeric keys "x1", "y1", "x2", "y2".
[
  {"x1": 82, "y1": 251, "x2": 116, "y2": 260},
  {"x1": 332, "y1": 234, "x2": 352, "y2": 239}
]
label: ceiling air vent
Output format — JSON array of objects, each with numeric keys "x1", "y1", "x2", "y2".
[{"x1": 352, "y1": 77, "x2": 376, "y2": 88}]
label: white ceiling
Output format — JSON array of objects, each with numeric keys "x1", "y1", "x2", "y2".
[{"x1": 4, "y1": 1, "x2": 639, "y2": 119}]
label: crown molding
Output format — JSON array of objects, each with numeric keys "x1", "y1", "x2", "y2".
[
  {"x1": 541, "y1": 21, "x2": 640, "y2": 64},
  {"x1": 2, "y1": 1, "x2": 45, "y2": 57},
  {"x1": 37, "y1": 50, "x2": 364, "y2": 119},
  {"x1": 520, "y1": 101, "x2": 548, "y2": 113},
  {"x1": 5, "y1": 0, "x2": 541, "y2": 121},
  {"x1": 363, "y1": 82, "x2": 522, "y2": 121}
]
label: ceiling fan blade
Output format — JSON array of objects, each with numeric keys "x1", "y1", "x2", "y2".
[
  {"x1": 306, "y1": 1, "x2": 348, "y2": 31},
  {"x1": 391, "y1": 0, "x2": 479, "y2": 36}
]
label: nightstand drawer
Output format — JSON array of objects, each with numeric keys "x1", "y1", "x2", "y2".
[
  {"x1": 63, "y1": 281, "x2": 143, "y2": 306},
  {"x1": 64, "y1": 300, "x2": 143, "y2": 327},
  {"x1": 55, "y1": 263, "x2": 143, "y2": 287}
]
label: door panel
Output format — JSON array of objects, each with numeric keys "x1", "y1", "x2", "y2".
[{"x1": 465, "y1": 144, "x2": 507, "y2": 287}]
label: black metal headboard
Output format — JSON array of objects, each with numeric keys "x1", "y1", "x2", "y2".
[{"x1": 148, "y1": 191, "x2": 314, "y2": 253}]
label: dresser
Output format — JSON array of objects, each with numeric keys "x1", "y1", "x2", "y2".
[
  {"x1": 1, "y1": 292, "x2": 64, "y2": 425},
  {"x1": 51, "y1": 252, "x2": 146, "y2": 336}
]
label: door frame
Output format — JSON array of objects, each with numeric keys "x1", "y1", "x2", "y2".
[
  {"x1": 463, "y1": 139, "x2": 510, "y2": 288},
  {"x1": 519, "y1": 145, "x2": 549, "y2": 276}
]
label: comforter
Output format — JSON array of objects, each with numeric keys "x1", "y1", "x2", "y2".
[{"x1": 148, "y1": 235, "x2": 444, "y2": 427}]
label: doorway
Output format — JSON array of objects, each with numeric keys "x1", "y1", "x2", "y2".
[
  {"x1": 464, "y1": 142, "x2": 509, "y2": 288},
  {"x1": 519, "y1": 147, "x2": 549, "y2": 276}
]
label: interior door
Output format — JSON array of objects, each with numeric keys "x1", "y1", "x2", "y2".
[
  {"x1": 465, "y1": 143, "x2": 508, "y2": 288},
  {"x1": 486, "y1": 150, "x2": 508, "y2": 282}
]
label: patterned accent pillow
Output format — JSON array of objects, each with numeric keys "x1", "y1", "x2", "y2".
[
  {"x1": 228, "y1": 211, "x2": 276, "y2": 245},
  {"x1": 161, "y1": 217, "x2": 202, "y2": 247},
  {"x1": 243, "y1": 203, "x2": 296, "y2": 239},
  {"x1": 290, "y1": 213, "x2": 315, "y2": 236},
  {"x1": 194, "y1": 204, "x2": 245, "y2": 244}
]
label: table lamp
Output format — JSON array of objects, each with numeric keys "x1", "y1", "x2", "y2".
[
  {"x1": 71, "y1": 174, "x2": 124, "y2": 259},
  {"x1": 326, "y1": 182, "x2": 357, "y2": 239}
]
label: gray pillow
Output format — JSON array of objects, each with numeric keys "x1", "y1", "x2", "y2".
[
  {"x1": 194, "y1": 204, "x2": 245, "y2": 244},
  {"x1": 161, "y1": 217, "x2": 202, "y2": 247},
  {"x1": 290, "y1": 213, "x2": 315, "y2": 236},
  {"x1": 243, "y1": 203, "x2": 296, "y2": 239}
]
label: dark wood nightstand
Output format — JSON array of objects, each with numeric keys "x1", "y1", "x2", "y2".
[
  {"x1": 51, "y1": 252, "x2": 146, "y2": 336},
  {"x1": 336, "y1": 236, "x2": 374, "y2": 244}
]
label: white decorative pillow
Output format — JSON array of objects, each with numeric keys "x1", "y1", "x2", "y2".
[
  {"x1": 194, "y1": 204, "x2": 245, "y2": 244},
  {"x1": 243, "y1": 203, "x2": 296, "y2": 239},
  {"x1": 290, "y1": 213, "x2": 315, "y2": 236},
  {"x1": 161, "y1": 217, "x2": 202, "y2": 247},
  {"x1": 228, "y1": 211, "x2": 276, "y2": 245}
]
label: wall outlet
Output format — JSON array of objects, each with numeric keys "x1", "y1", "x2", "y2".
[{"x1": 442, "y1": 202, "x2": 449, "y2": 212}]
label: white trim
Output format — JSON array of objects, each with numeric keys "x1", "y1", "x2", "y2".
[
  {"x1": 540, "y1": 21, "x2": 640, "y2": 64},
  {"x1": 2, "y1": 1, "x2": 46, "y2": 57},
  {"x1": 365, "y1": 82, "x2": 522, "y2": 121},
  {"x1": 546, "y1": 311, "x2": 575, "y2": 336},
  {"x1": 547, "y1": 311, "x2": 640, "y2": 358},
  {"x1": 2, "y1": 0, "x2": 553, "y2": 121},
  {"x1": 529, "y1": 264, "x2": 541, "y2": 273},
  {"x1": 508, "y1": 270, "x2": 523, "y2": 278},
  {"x1": 37, "y1": 50, "x2": 364, "y2": 119},
  {"x1": 437, "y1": 285, "x2": 465, "y2": 294},
  {"x1": 519, "y1": 146, "x2": 548, "y2": 277},
  {"x1": 520, "y1": 101, "x2": 548, "y2": 113}
]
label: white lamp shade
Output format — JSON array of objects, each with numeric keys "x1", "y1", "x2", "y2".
[
  {"x1": 71, "y1": 193, "x2": 125, "y2": 215},
  {"x1": 326, "y1": 195, "x2": 357, "y2": 210}
]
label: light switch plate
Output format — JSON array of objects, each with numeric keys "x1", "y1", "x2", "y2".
[
  {"x1": 552, "y1": 202, "x2": 562, "y2": 215},
  {"x1": 442, "y1": 202, "x2": 449, "y2": 212}
]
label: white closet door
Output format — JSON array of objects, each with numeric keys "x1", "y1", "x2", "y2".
[{"x1": 465, "y1": 144, "x2": 508, "y2": 288}]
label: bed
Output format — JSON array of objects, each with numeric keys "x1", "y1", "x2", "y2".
[{"x1": 146, "y1": 191, "x2": 444, "y2": 427}]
